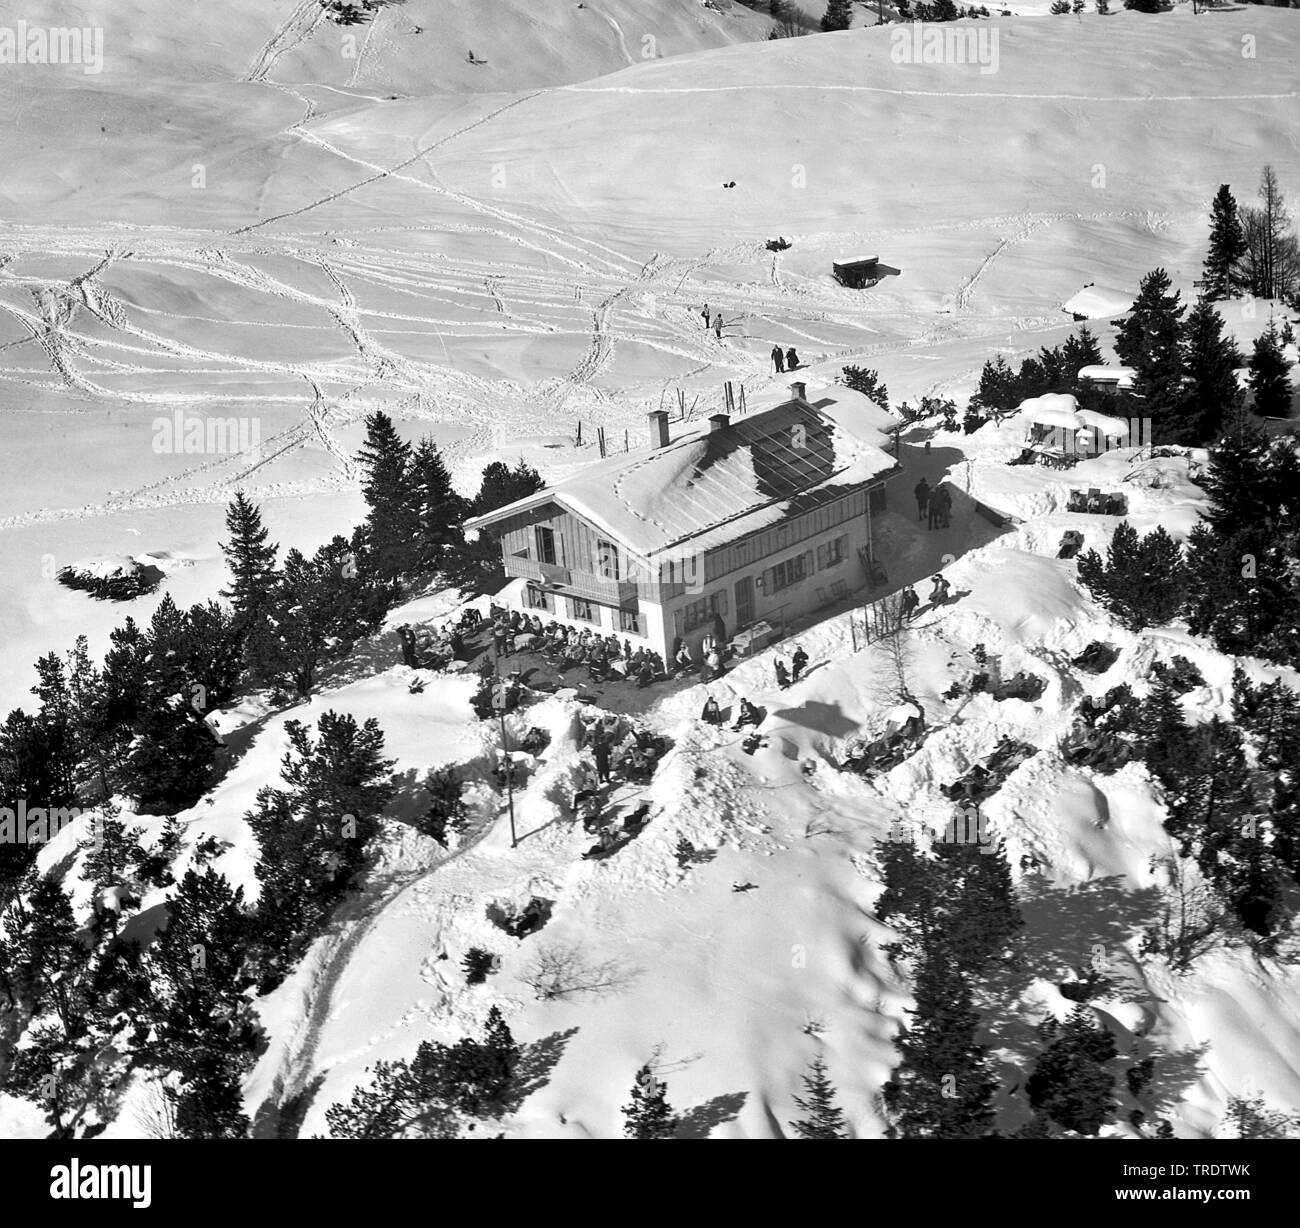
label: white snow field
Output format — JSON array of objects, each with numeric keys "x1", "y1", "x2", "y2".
[{"x1": 2, "y1": 7, "x2": 1300, "y2": 1138}]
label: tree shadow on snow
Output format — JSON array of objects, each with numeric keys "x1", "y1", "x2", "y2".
[
  {"x1": 500, "y1": 1028, "x2": 580, "y2": 1115},
  {"x1": 675, "y1": 1090, "x2": 749, "y2": 1138}
]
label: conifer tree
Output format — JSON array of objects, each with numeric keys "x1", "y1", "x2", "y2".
[
  {"x1": 1248, "y1": 321, "x2": 1293, "y2": 419},
  {"x1": 1203, "y1": 185, "x2": 1248, "y2": 301},
  {"x1": 1025, "y1": 1006, "x2": 1117, "y2": 1136},
  {"x1": 355, "y1": 411, "x2": 418, "y2": 584},
  {"x1": 882, "y1": 954, "x2": 997, "y2": 1139},
  {"x1": 821, "y1": 0, "x2": 853, "y2": 30},
  {"x1": 219, "y1": 491, "x2": 279, "y2": 630},
  {"x1": 622, "y1": 1065, "x2": 679, "y2": 1138},
  {"x1": 1178, "y1": 297, "x2": 1243, "y2": 444},
  {"x1": 408, "y1": 437, "x2": 468, "y2": 575},
  {"x1": 1114, "y1": 269, "x2": 1187, "y2": 437},
  {"x1": 791, "y1": 1053, "x2": 849, "y2": 1138}
]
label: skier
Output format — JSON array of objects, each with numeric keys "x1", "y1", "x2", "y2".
[
  {"x1": 901, "y1": 585, "x2": 920, "y2": 621},
  {"x1": 771, "y1": 344, "x2": 785, "y2": 373},
  {"x1": 785, "y1": 346, "x2": 799, "y2": 371},
  {"x1": 791, "y1": 646, "x2": 809, "y2": 681},
  {"x1": 774, "y1": 659, "x2": 791, "y2": 690},
  {"x1": 929, "y1": 574, "x2": 952, "y2": 606},
  {"x1": 914, "y1": 476, "x2": 931, "y2": 523}
]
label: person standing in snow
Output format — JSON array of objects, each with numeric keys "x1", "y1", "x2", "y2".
[
  {"x1": 593, "y1": 733, "x2": 612, "y2": 784},
  {"x1": 914, "y1": 477, "x2": 931, "y2": 523},
  {"x1": 701, "y1": 303, "x2": 711, "y2": 329},
  {"x1": 786, "y1": 347, "x2": 799, "y2": 371},
  {"x1": 775, "y1": 659, "x2": 791, "y2": 690},
  {"x1": 791, "y1": 646, "x2": 809, "y2": 681},
  {"x1": 772, "y1": 344, "x2": 785, "y2": 373},
  {"x1": 901, "y1": 585, "x2": 920, "y2": 621},
  {"x1": 714, "y1": 313, "x2": 724, "y2": 341}
]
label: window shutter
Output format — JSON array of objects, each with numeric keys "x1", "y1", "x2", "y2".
[{"x1": 816, "y1": 544, "x2": 827, "y2": 571}]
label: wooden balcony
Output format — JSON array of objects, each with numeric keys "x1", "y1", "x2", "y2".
[{"x1": 505, "y1": 553, "x2": 640, "y2": 607}]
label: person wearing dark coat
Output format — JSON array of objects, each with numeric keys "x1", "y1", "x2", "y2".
[
  {"x1": 929, "y1": 574, "x2": 952, "y2": 606},
  {"x1": 914, "y1": 477, "x2": 931, "y2": 522},
  {"x1": 775, "y1": 660, "x2": 791, "y2": 690},
  {"x1": 593, "y1": 735, "x2": 612, "y2": 784},
  {"x1": 701, "y1": 695, "x2": 722, "y2": 725},
  {"x1": 771, "y1": 344, "x2": 785, "y2": 373},
  {"x1": 936, "y1": 484, "x2": 953, "y2": 528},
  {"x1": 711, "y1": 611, "x2": 726, "y2": 649},
  {"x1": 396, "y1": 624, "x2": 418, "y2": 668},
  {"x1": 901, "y1": 585, "x2": 920, "y2": 621},
  {"x1": 785, "y1": 347, "x2": 799, "y2": 371},
  {"x1": 928, "y1": 488, "x2": 943, "y2": 530},
  {"x1": 637, "y1": 660, "x2": 655, "y2": 688},
  {"x1": 791, "y1": 647, "x2": 809, "y2": 681},
  {"x1": 732, "y1": 698, "x2": 762, "y2": 731}
]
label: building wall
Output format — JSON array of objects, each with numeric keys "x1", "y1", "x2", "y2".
[{"x1": 661, "y1": 510, "x2": 874, "y2": 657}]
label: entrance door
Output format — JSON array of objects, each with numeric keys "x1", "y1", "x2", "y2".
[{"x1": 734, "y1": 575, "x2": 754, "y2": 628}]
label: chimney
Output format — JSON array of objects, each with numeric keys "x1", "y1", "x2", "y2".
[
  {"x1": 648, "y1": 410, "x2": 670, "y2": 449},
  {"x1": 790, "y1": 381, "x2": 807, "y2": 403},
  {"x1": 708, "y1": 413, "x2": 730, "y2": 433}
]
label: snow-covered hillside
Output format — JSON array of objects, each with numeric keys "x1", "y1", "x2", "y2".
[{"x1": 2, "y1": 3, "x2": 1300, "y2": 1142}]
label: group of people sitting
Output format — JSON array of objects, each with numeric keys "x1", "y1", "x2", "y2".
[
  {"x1": 842, "y1": 711, "x2": 927, "y2": 775},
  {"x1": 395, "y1": 622, "x2": 463, "y2": 670}
]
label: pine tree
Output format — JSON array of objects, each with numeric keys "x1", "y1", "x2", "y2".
[
  {"x1": 1248, "y1": 321, "x2": 1292, "y2": 419},
  {"x1": 1114, "y1": 269, "x2": 1187, "y2": 438},
  {"x1": 219, "y1": 491, "x2": 279, "y2": 629},
  {"x1": 821, "y1": 0, "x2": 853, "y2": 30},
  {"x1": 622, "y1": 1065, "x2": 679, "y2": 1138},
  {"x1": 1178, "y1": 298, "x2": 1243, "y2": 444},
  {"x1": 882, "y1": 954, "x2": 997, "y2": 1139},
  {"x1": 407, "y1": 437, "x2": 468, "y2": 575},
  {"x1": 1076, "y1": 521, "x2": 1187, "y2": 631},
  {"x1": 1025, "y1": 1005, "x2": 1118, "y2": 1136},
  {"x1": 1203, "y1": 185, "x2": 1248, "y2": 301},
  {"x1": 841, "y1": 365, "x2": 890, "y2": 411},
  {"x1": 471, "y1": 459, "x2": 544, "y2": 517},
  {"x1": 354, "y1": 411, "x2": 417, "y2": 584},
  {"x1": 790, "y1": 1053, "x2": 849, "y2": 1138}
]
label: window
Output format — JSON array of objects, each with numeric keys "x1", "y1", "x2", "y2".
[
  {"x1": 525, "y1": 585, "x2": 552, "y2": 612},
  {"x1": 816, "y1": 536, "x2": 847, "y2": 570},
  {"x1": 674, "y1": 591, "x2": 727, "y2": 636},
  {"x1": 597, "y1": 539, "x2": 620, "y2": 581},
  {"x1": 535, "y1": 525, "x2": 557, "y2": 565},
  {"x1": 767, "y1": 552, "x2": 809, "y2": 594},
  {"x1": 569, "y1": 597, "x2": 596, "y2": 623},
  {"x1": 619, "y1": 607, "x2": 642, "y2": 635}
]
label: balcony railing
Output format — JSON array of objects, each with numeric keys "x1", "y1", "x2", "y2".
[{"x1": 505, "y1": 553, "x2": 640, "y2": 607}]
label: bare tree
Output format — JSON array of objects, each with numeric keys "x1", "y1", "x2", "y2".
[
  {"x1": 1241, "y1": 166, "x2": 1300, "y2": 301},
  {"x1": 1138, "y1": 856, "x2": 1231, "y2": 972}
]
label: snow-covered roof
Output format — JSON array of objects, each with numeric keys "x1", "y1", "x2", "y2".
[
  {"x1": 466, "y1": 387, "x2": 898, "y2": 557},
  {"x1": 1061, "y1": 286, "x2": 1133, "y2": 319},
  {"x1": 1077, "y1": 364, "x2": 1136, "y2": 389},
  {"x1": 1017, "y1": 392, "x2": 1081, "y2": 427}
]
